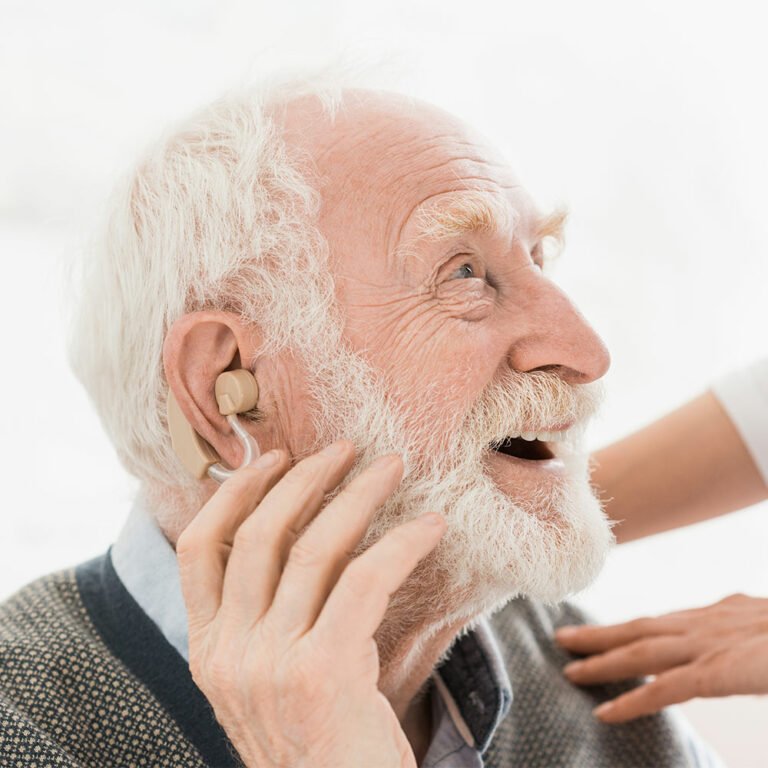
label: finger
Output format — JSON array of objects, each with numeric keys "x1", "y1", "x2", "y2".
[
  {"x1": 555, "y1": 616, "x2": 684, "y2": 654},
  {"x1": 312, "y1": 513, "x2": 446, "y2": 650},
  {"x1": 593, "y1": 664, "x2": 703, "y2": 723},
  {"x1": 220, "y1": 439, "x2": 357, "y2": 624},
  {"x1": 267, "y1": 453, "x2": 405, "y2": 637},
  {"x1": 176, "y1": 449, "x2": 292, "y2": 632},
  {"x1": 564, "y1": 637, "x2": 693, "y2": 685}
]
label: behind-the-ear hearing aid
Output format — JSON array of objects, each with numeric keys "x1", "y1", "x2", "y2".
[{"x1": 166, "y1": 368, "x2": 261, "y2": 483}]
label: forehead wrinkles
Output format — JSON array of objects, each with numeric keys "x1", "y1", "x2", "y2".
[
  {"x1": 312, "y1": 130, "x2": 488, "y2": 244},
  {"x1": 301, "y1": 100, "x2": 520, "y2": 259}
]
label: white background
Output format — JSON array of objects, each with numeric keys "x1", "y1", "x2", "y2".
[{"x1": 1, "y1": 1, "x2": 767, "y2": 764}]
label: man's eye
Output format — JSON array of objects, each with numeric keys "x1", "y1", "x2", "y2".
[{"x1": 451, "y1": 263, "x2": 476, "y2": 279}]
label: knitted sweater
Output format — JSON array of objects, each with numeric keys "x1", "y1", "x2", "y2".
[{"x1": 0, "y1": 553, "x2": 700, "y2": 767}]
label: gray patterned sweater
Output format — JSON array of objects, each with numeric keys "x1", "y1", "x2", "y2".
[{"x1": 0, "y1": 554, "x2": 702, "y2": 767}]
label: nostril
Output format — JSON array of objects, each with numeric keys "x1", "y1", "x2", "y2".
[{"x1": 530, "y1": 364, "x2": 583, "y2": 384}]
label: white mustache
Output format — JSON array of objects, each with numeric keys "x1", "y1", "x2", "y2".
[{"x1": 463, "y1": 368, "x2": 604, "y2": 447}]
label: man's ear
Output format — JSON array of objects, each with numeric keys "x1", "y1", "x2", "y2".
[{"x1": 163, "y1": 311, "x2": 261, "y2": 470}]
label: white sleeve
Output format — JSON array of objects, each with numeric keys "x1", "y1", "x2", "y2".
[{"x1": 711, "y1": 358, "x2": 768, "y2": 486}]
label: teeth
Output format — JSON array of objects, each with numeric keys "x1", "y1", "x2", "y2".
[{"x1": 500, "y1": 429, "x2": 569, "y2": 443}]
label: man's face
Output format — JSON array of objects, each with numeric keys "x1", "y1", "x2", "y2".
[{"x1": 279, "y1": 93, "x2": 612, "y2": 644}]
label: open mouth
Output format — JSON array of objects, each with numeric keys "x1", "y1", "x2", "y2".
[{"x1": 489, "y1": 435, "x2": 555, "y2": 461}]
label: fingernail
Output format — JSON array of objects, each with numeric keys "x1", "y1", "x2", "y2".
[
  {"x1": 252, "y1": 450, "x2": 279, "y2": 468},
  {"x1": 563, "y1": 661, "x2": 583, "y2": 675},
  {"x1": 420, "y1": 513, "x2": 444, "y2": 526},
  {"x1": 593, "y1": 702, "x2": 614, "y2": 718},
  {"x1": 370, "y1": 454, "x2": 401, "y2": 471},
  {"x1": 321, "y1": 440, "x2": 349, "y2": 456},
  {"x1": 556, "y1": 626, "x2": 578, "y2": 639}
]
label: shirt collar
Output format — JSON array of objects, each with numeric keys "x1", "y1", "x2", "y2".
[
  {"x1": 112, "y1": 497, "x2": 513, "y2": 755},
  {"x1": 434, "y1": 620, "x2": 513, "y2": 753},
  {"x1": 111, "y1": 494, "x2": 190, "y2": 660}
]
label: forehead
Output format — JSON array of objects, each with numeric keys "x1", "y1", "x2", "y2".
[{"x1": 283, "y1": 91, "x2": 539, "y2": 250}]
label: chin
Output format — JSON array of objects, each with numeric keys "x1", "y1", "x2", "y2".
[
  {"x1": 373, "y1": 461, "x2": 613, "y2": 670},
  {"x1": 369, "y1": 443, "x2": 615, "y2": 664},
  {"x1": 463, "y1": 480, "x2": 610, "y2": 608}
]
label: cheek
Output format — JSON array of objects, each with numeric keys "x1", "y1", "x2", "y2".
[
  {"x1": 342, "y1": 290, "x2": 505, "y2": 424},
  {"x1": 379, "y1": 324, "x2": 502, "y2": 431}
]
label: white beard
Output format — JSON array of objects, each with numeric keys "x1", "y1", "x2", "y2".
[{"x1": 292, "y1": 314, "x2": 614, "y2": 665}]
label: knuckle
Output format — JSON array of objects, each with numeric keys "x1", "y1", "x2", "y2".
[
  {"x1": 175, "y1": 530, "x2": 202, "y2": 561},
  {"x1": 698, "y1": 651, "x2": 730, "y2": 696},
  {"x1": 287, "y1": 539, "x2": 323, "y2": 570},
  {"x1": 232, "y1": 517, "x2": 271, "y2": 551},
  {"x1": 335, "y1": 483, "x2": 365, "y2": 504},
  {"x1": 341, "y1": 560, "x2": 387, "y2": 602},
  {"x1": 690, "y1": 662, "x2": 714, "y2": 697},
  {"x1": 717, "y1": 593, "x2": 737, "y2": 607},
  {"x1": 722, "y1": 592, "x2": 750, "y2": 604},
  {"x1": 627, "y1": 617, "x2": 653, "y2": 634},
  {"x1": 644, "y1": 679, "x2": 668, "y2": 706},
  {"x1": 188, "y1": 655, "x2": 205, "y2": 684},
  {"x1": 282, "y1": 460, "x2": 319, "y2": 486},
  {"x1": 573, "y1": 658, "x2": 596, "y2": 677},
  {"x1": 628, "y1": 639, "x2": 655, "y2": 662},
  {"x1": 205, "y1": 651, "x2": 238, "y2": 693},
  {"x1": 361, "y1": 638, "x2": 380, "y2": 667}
]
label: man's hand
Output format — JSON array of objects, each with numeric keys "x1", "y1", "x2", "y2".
[
  {"x1": 555, "y1": 594, "x2": 768, "y2": 723},
  {"x1": 176, "y1": 439, "x2": 445, "y2": 768}
]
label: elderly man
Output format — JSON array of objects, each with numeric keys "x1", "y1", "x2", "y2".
[{"x1": 0, "y1": 82, "x2": 716, "y2": 766}]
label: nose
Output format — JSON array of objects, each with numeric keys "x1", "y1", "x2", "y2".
[{"x1": 508, "y1": 277, "x2": 611, "y2": 385}]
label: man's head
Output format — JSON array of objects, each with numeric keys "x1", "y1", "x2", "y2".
[{"x1": 69, "y1": 82, "x2": 612, "y2": 656}]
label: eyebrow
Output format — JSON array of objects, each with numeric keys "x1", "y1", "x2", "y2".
[
  {"x1": 410, "y1": 191, "x2": 517, "y2": 241},
  {"x1": 407, "y1": 190, "x2": 567, "y2": 248}
]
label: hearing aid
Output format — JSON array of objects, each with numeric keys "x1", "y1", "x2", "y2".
[{"x1": 166, "y1": 368, "x2": 261, "y2": 483}]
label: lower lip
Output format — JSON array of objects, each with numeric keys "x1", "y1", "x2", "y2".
[
  {"x1": 483, "y1": 447, "x2": 568, "y2": 520},
  {"x1": 484, "y1": 447, "x2": 566, "y2": 474}
]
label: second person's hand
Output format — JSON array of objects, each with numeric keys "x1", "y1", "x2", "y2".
[{"x1": 556, "y1": 594, "x2": 768, "y2": 723}]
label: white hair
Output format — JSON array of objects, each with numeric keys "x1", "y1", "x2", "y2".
[{"x1": 67, "y1": 77, "x2": 346, "y2": 505}]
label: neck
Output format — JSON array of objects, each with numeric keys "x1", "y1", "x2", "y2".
[{"x1": 377, "y1": 618, "x2": 469, "y2": 764}]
